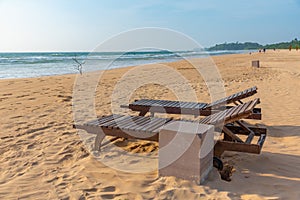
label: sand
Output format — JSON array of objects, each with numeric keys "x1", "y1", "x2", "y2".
[{"x1": 0, "y1": 50, "x2": 299, "y2": 199}]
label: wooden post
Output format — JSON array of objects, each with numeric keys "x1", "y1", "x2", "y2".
[{"x1": 252, "y1": 60, "x2": 260, "y2": 68}]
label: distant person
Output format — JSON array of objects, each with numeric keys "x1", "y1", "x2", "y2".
[
  {"x1": 263, "y1": 48, "x2": 266, "y2": 53},
  {"x1": 273, "y1": 48, "x2": 276, "y2": 51},
  {"x1": 289, "y1": 45, "x2": 292, "y2": 51},
  {"x1": 259, "y1": 49, "x2": 261, "y2": 53}
]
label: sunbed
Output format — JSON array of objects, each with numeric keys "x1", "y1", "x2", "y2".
[
  {"x1": 123, "y1": 86, "x2": 261, "y2": 120},
  {"x1": 75, "y1": 98, "x2": 266, "y2": 157}
]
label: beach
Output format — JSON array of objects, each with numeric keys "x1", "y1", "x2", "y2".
[{"x1": 0, "y1": 50, "x2": 299, "y2": 199}]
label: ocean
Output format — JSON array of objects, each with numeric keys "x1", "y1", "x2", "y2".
[{"x1": 0, "y1": 50, "x2": 253, "y2": 79}]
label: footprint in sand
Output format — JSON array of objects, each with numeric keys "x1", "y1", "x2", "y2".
[
  {"x1": 101, "y1": 186, "x2": 116, "y2": 192},
  {"x1": 100, "y1": 194, "x2": 116, "y2": 199},
  {"x1": 16, "y1": 94, "x2": 30, "y2": 98},
  {"x1": 10, "y1": 115, "x2": 23, "y2": 119},
  {"x1": 26, "y1": 143, "x2": 36, "y2": 149},
  {"x1": 27, "y1": 97, "x2": 36, "y2": 100},
  {"x1": 2, "y1": 93, "x2": 12, "y2": 96},
  {"x1": 83, "y1": 188, "x2": 98, "y2": 192}
]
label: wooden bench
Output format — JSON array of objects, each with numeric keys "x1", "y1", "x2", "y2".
[
  {"x1": 124, "y1": 86, "x2": 261, "y2": 120},
  {"x1": 75, "y1": 98, "x2": 266, "y2": 157}
]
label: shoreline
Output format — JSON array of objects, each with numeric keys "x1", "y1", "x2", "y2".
[{"x1": 0, "y1": 50, "x2": 256, "y2": 80}]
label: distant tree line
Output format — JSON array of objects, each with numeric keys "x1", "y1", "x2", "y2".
[{"x1": 207, "y1": 39, "x2": 300, "y2": 51}]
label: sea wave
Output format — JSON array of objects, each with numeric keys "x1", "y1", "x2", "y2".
[{"x1": 0, "y1": 50, "x2": 254, "y2": 79}]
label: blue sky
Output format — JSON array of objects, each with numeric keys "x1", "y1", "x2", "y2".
[{"x1": 0, "y1": 0, "x2": 299, "y2": 52}]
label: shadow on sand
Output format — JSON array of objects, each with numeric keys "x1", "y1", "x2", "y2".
[{"x1": 206, "y1": 125, "x2": 300, "y2": 199}]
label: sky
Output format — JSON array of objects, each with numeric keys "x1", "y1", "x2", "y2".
[{"x1": 0, "y1": 0, "x2": 300, "y2": 52}]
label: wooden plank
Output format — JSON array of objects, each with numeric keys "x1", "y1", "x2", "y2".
[
  {"x1": 214, "y1": 140, "x2": 261, "y2": 157},
  {"x1": 141, "y1": 99, "x2": 152, "y2": 106},
  {"x1": 208, "y1": 109, "x2": 226, "y2": 124},
  {"x1": 224, "y1": 124, "x2": 266, "y2": 135},
  {"x1": 181, "y1": 102, "x2": 192, "y2": 108},
  {"x1": 155, "y1": 100, "x2": 168, "y2": 107},
  {"x1": 100, "y1": 115, "x2": 128, "y2": 128},
  {"x1": 245, "y1": 98, "x2": 260, "y2": 113},
  {"x1": 102, "y1": 127, "x2": 158, "y2": 141},
  {"x1": 113, "y1": 116, "x2": 139, "y2": 129},
  {"x1": 138, "y1": 109, "x2": 148, "y2": 116},
  {"x1": 139, "y1": 117, "x2": 164, "y2": 132},
  {"x1": 239, "y1": 100, "x2": 252, "y2": 113},
  {"x1": 90, "y1": 115, "x2": 124, "y2": 126},
  {"x1": 130, "y1": 117, "x2": 153, "y2": 131},
  {"x1": 226, "y1": 94, "x2": 234, "y2": 100},
  {"x1": 160, "y1": 100, "x2": 169, "y2": 106},
  {"x1": 120, "y1": 116, "x2": 149, "y2": 130},
  {"x1": 245, "y1": 132, "x2": 255, "y2": 144},
  {"x1": 96, "y1": 115, "x2": 125, "y2": 126},
  {"x1": 225, "y1": 104, "x2": 240, "y2": 119},
  {"x1": 141, "y1": 118, "x2": 170, "y2": 133},
  {"x1": 196, "y1": 103, "x2": 207, "y2": 109},
  {"x1": 132, "y1": 99, "x2": 147, "y2": 105},
  {"x1": 131, "y1": 116, "x2": 154, "y2": 130},
  {"x1": 235, "y1": 120, "x2": 256, "y2": 144},
  {"x1": 230, "y1": 101, "x2": 251, "y2": 119},
  {"x1": 86, "y1": 115, "x2": 115, "y2": 126},
  {"x1": 199, "y1": 114, "x2": 213, "y2": 124},
  {"x1": 167, "y1": 101, "x2": 179, "y2": 107},
  {"x1": 126, "y1": 117, "x2": 152, "y2": 131},
  {"x1": 222, "y1": 126, "x2": 244, "y2": 142},
  {"x1": 214, "y1": 109, "x2": 231, "y2": 125},
  {"x1": 152, "y1": 118, "x2": 174, "y2": 133},
  {"x1": 257, "y1": 134, "x2": 266, "y2": 149},
  {"x1": 147, "y1": 118, "x2": 173, "y2": 132}
]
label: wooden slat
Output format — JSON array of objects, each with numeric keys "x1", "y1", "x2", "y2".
[
  {"x1": 214, "y1": 109, "x2": 231, "y2": 124},
  {"x1": 139, "y1": 117, "x2": 164, "y2": 132},
  {"x1": 87, "y1": 115, "x2": 114, "y2": 125},
  {"x1": 169, "y1": 101, "x2": 179, "y2": 107},
  {"x1": 114, "y1": 116, "x2": 139, "y2": 129},
  {"x1": 239, "y1": 100, "x2": 252, "y2": 113},
  {"x1": 224, "y1": 124, "x2": 266, "y2": 136},
  {"x1": 222, "y1": 126, "x2": 244, "y2": 142},
  {"x1": 87, "y1": 115, "x2": 123, "y2": 126},
  {"x1": 132, "y1": 99, "x2": 147, "y2": 105},
  {"x1": 245, "y1": 132, "x2": 255, "y2": 144},
  {"x1": 96, "y1": 115, "x2": 125, "y2": 126},
  {"x1": 181, "y1": 102, "x2": 192, "y2": 108},
  {"x1": 126, "y1": 117, "x2": 152, "y2": 131},
  {"x1": 235, "y1": 120, "x2": 255, "y2": 144},
  {"x1": 100, "y1": 115, "x2": 128, "y2": 128},
  {"x1": 230, "y1": 101, "x2": 251, "y2": 119},
  {"x1": 140, "y1": 118, "x2": 169, "y2": 132},
  {"x1": 199, "y1": 114, "x2": 212, "y2": 124},
  {"x1": 208, "y1": 109, "x2": 226, "y2": 124},
  {"x1": 214, "y1": 140, "x2": 261, "y2": 157},
  {"x1": 147, "y1": 118, "x2": 173, "y2": 132},
  {"x1": 196, "y1": 103, "x2": 207, "y2": 109},
  {"x1": 152, "y1": 118, "x2": 174, "y2": 133},
  {"x1": 257, "y1": 134, "x2": 266, "y2": 148},
  {"x1": 142, "y1": 99, "x2": 152, "y2": 106},
  {"x1": 225, "y1": 104, "x2": 241, "y2": 118},
  {"x1": 245, "y1": 98, "x2": 260, "y2": 113}
]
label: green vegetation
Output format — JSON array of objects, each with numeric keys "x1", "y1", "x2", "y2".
[
  {"x1": 208, "y1": 39, "x2": 300, "y2": 51},
  {"x1": 264, "y1": 38, "x2": 300, "y2": 49},
  {"x1": 208, "y1": 42, "x2": 262, "y2": 51}
]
